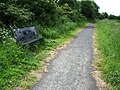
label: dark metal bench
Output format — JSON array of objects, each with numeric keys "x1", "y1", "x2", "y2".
[{"x1": 13, "y1": 26, "x2": 43, "y2": 45}]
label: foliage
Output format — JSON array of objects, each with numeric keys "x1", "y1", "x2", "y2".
[
  {"x1": 58, "y1": 0, "x2": 87, "y2": 24},
  {"x1": 0, "y1": 39, "x2": 39, "y2": 90},
  {"x1": 81, "y1": 0, "x2": 99, "y2": 19},
  {"x1": 99, "y1": 12, "x2": 108, "y2": 19},
  {"x1": 29, "y1": 0, "x2": 59, "y2": 26},
  {"x1": 58, "y1": 0, "x2": 80, "y2": 9},
  {"x1": 0, "y1": 3, "x2": 33, "y2": 26},
  {"x1": 0, "y1": 0, "x2": 59, "y2": 26},
  {"x1": 96, "y1": 19, "x2": 120, "y2": 90},
  {"x1": 108, "y1": 14, "x2": 118, "y2": 20},
  {"x1": 99, "y1": 13, "x2": 120, "y2": 20},
  {"x1": 108, "y1": 15, "x2": 120, "y2": 20},
  {"x1": 0, "y1": 0, "x2": 99, "y2": 27}
]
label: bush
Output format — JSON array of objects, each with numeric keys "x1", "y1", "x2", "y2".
[
  {"x1": 29, "y1": 0, "x2": 59, "y2": 26},
  {"x1": 0, "y1": 3, "x2": 33, "y2": 26}
]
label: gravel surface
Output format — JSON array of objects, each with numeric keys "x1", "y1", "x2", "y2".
[{"x1": 31, "y1": 24, "x2": 98, "y2": 90}]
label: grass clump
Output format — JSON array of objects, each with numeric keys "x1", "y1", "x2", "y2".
[{"x1": 96, "y1": 19, "x2": 120, "y2": 90}]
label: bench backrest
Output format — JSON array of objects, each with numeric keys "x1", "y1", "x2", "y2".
[{"x1": 13, "y1": 27, "x2": 37, "y2": 44}]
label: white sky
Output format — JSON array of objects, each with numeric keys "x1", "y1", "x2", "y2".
[{"x1": 94, "y1": 0, "x2": 120, "y2": 16}]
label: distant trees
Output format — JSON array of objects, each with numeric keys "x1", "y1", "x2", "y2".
[
  {"x1": 116, "y1": 16, "x2": 120, "y2": 20},
  {"x1": 99, "y1": 12, "x2": 108, "y2": 19},
  {"x1": 108, "y1": 14, "x2": 117, "y2": 19},
  {"x1": 99, "y1": 12, "x2": 120, "y2": 20}
]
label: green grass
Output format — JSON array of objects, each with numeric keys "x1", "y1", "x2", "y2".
[
  {"x1": 96, "y1": 19, "x2": 120, "y2": 90},
  {"x1": 0, "y1": 19, "x2": 87, "y2": 90}
]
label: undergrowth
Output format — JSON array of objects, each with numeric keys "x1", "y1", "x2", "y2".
[{"x1": 96, "y1": 19, "x2": 120, "y2": 90}]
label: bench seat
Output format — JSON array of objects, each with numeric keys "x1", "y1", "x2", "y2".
[{"x1": 13, "y1": 26, "x2": 43, "y2": 45}]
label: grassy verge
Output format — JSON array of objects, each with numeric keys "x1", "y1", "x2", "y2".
[
  {"x1": 95, "y1": 19, "x2": 120, "y2": 90},
  {"x1": 0, "y1": 20, "x2": 88, "y2": 90}
]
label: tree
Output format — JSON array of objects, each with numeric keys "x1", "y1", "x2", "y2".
[
  {"x1": 0, "y1": 2, "x2": 33, "y2": 26},
  {"x1": 58, "y1": 0, "x2": 79, "y2": 9},
  {"x1": 0, "y1": 0, "x2": 60, "y2": 26},
  {"x1": 81, "y1": 0, "x2": 99, "y2": 19},
  {"x1": 99, "y1": 12, "x2": 108, "y2": 19},
  {"x1": 108, "y1": 14, "x2": 117, "y2": 20},
  {"x1": 57, "y1": 0, "x2": 85, "y2": 23}
]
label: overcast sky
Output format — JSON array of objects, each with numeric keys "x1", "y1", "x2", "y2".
[{"x1": 94, "y1": 0, "x2": 120, "y2": 16}]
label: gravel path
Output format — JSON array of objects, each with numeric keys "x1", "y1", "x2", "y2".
[{"x1": 31, "y1": 24, "x2": 98, "y2": 90}]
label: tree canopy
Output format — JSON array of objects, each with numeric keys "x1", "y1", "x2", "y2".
[
  {"x1": 0, "y1": 0, "x2": 100, "y2": 27},
  {"x1": 81, "y1": 0, "x2": 99, "y2": 19}
]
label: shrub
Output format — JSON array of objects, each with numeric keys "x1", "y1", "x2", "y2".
[{"x1": 0, "y1": 3, "x2": 33, "y2": 26}]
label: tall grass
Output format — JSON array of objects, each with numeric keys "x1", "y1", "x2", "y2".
[
  {"x1": 96, "y1": 19, "x2": 120, "y2": 90},
  {"x1": 0, "y1": 19, "x2": 87, "y2": 90}
]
